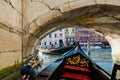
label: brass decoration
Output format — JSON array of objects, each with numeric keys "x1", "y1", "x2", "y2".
[{"x1": 66, "y1": 55, "x2": 89, "y2": 67}]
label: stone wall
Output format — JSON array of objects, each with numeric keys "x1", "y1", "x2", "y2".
[{"x1": 0, "y1": 0, "x2": 22, "y2": 70}]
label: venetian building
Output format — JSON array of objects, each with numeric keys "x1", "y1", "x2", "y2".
[
  {"x1": 39, "y1": 29, "x2": 65, "y2": 48},
  {"x1": 64, "y1": 27, "x2": 76, "y2": 46}
]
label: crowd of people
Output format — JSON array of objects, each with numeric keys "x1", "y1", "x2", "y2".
[{"x1": 20, "y1": 49, "x2": 43, "y2": 80}]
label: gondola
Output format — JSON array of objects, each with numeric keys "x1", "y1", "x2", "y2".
[
  {"x1": 42, "y1": 45, "x2": 74, "y2": 55},
  {"x1": 35, "y1": 43, "x2": 116, "y2": 80}
]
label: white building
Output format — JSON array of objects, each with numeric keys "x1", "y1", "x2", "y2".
[
  {"x1": 64, "y1": 27, "x2": 76, "y2": 45},
  {"x1": 39, "y1": 29, "x2": 65, "y2": 49}
]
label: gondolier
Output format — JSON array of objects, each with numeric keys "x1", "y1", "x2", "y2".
[{"x1": 58, "y1": 33, "x2": 64, "y2": 48}]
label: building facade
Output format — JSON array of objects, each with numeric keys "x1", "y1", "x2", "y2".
[
  {"x1": 39, "y1": 27, "x2": 109, "y2": 49},
  {"x1": 76, "y1": 27, "x2": 108, "y2": 47},
  {"x1": 65, "y1": 27, "x2": 108, "y2": 47},
  {"x1": 39, "y1": 29, "x2": 65, "y2": 48},
  {"x1": 64, "y1": 27, "x2": 76, "y2": 46}
]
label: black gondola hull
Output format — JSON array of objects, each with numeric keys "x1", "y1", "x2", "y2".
[{"x1": 42, "y1": 46, "x2": 73, "y2": 55}]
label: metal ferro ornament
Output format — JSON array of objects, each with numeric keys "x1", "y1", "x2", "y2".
[{"x1": 66, "y1": 55, "x2": 89, "y2": 67}]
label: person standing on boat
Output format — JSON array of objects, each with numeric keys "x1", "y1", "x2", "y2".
[{"x1": 58, "y1": 33, "x2": 64, "y2": 48}]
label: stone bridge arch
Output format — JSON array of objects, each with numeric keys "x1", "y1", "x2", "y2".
[
  {"x1": 0, "y1": 0, "x2": 120, "y2": 69},
  {"x1": 24, "y1": 0, "x2": 120, "y2": 61}
]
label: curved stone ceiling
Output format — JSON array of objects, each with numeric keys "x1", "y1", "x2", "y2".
[
  {"x1": 27, "y1": 5, "x2": 120, "y2": 53},
  {"x1": 26, "y1": 5, "x2": 120, "y2": 61}
]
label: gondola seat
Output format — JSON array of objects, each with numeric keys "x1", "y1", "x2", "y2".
[
  {"x1": 63, "y1": 65, "x2": 91, "y2": 73},
  {"x1": 62, "y1": 72, "x2": 91, "y2": 80}
]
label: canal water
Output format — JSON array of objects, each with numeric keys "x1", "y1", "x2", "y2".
[
  {"x1": 38, "y1": 48, "x2": 120, "y2": 78},
  {"x1": 88, "y1": 49, "x2": 113, "y2": 74}
]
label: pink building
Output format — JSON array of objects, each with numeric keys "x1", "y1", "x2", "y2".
[{"x1": 75, "y1": 28, "x2": 109, "y2": 46}]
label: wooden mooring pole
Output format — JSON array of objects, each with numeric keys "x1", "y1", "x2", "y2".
[{"x1": 87, "y1": 39, "x2": 90, "y2": 56}]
